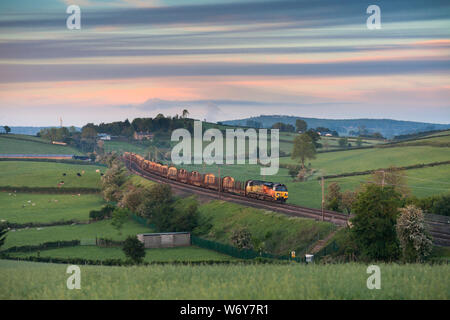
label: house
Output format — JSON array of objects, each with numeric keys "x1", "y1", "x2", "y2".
[
  {"x1": 325, "y1": 133, "x2": 333, "y2": 137},
  {"x1": 97, "y1": 133, "x2": 111, "y2": 140},
  {"x1": 133, "y1": 131, "x2": 154, "y2": 141}
]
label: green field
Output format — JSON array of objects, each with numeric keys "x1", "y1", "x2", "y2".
[
  {"x1": 0, "y1": 161, "x2": 104, "y2": 189},
  {"x1": 393, "y1": 134, "x2": 450, "y2": 147},
  {"x1": 195, "y1": 200, "x2": 336, "y2": 255},
  {"x1": 103, "y1": 140, "x2": 150, "y2": 155},
  {"x1": 1, "y1": 260, "x2": 448, "y2": 299},
  {"x1": 282, "y1": 164, "x2": 450, "y2": 209},
  {"x1": 2, "y1": 219, "x2": 152, "y2": 249},
  {"x1": 0, "y1": 193, "x2": 104, "y2": 224},
  {"x1": 280, "y1": 146, "x2": 450, "y2": 175},
  {"x1": 0, "y1": 135, "x2": 82, "y2": 155},
  {"x1": 8, "y1": 245, "x2": 236, "y2": 262}
]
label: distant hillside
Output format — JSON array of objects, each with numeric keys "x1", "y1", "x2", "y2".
[
  {"x1": 222, "y1": 116, "x2": 450, "y2": 138},
  {"x1": 6, "y1": 126, "x2": 81, "y2": 135}
]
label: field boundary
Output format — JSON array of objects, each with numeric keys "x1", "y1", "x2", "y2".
[
  {"x1": 5, "y1": 219, "x2": 89, "y2": 230},
  {"x1": 320, "y1": 160, "x2": 450, "y2": 180},
  {"x1": 0, "y1": 158, "x2": 106, "y2": 166},
  {"x1": 0, "y1": 186, "x2": 101, "y2": 194}
]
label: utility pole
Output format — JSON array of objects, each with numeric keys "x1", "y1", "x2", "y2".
[
  {"x1": 218, "y1": 166, "x2": 221, "y2": 199},
  {"x1": 321, "y1": 176, "x2": 325, "y2": 221}
]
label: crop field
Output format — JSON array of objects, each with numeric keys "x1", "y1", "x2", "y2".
[
  {"x1": 0, "y1": 135, "x2": 82, "y2": 155},
  {"x1": 1, "y1": 260, "x2": 448, "y2": 299},
  {"x1": 0, "y1": 192, "x2": 104, "y2": 224},
  {"x1": 8, "y1": 245, "x2": 236, "y2": 262},
  {"x1": 195, "y1": 200, "x2": 336, "y2": 255},
  {"x1": 0, "y1": 161, "x2": 104, "y2": 189},
  {"x1": 2, "y1": 219, "x2": 152, "y2": 249}
]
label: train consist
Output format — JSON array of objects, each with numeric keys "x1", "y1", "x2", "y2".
[{"x1": 124, "y1": 152, "x2": 289, "y2": 202}]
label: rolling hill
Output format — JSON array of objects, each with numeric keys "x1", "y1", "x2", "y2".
[{"x1": 222, "y1": 115, "x2": 450, "y2": 138}]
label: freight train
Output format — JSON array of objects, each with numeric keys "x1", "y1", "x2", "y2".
[{"x1": 123, "y1": 152, "x2": 288, "y2": 202}]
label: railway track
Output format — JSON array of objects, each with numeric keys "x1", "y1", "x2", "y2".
[{"x1": 125, "y1": 161, "x2": 450, "y2": 246}]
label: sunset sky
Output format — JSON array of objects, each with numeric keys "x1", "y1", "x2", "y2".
[{"x1": 0, "y1": 0, "x2": 449, "y2": 126}]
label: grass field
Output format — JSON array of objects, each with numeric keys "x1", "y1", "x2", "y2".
[
  {"x1": 195, "y1": 199, "x2": 336, "y2": 255},
  {"x1": 2, "y1": 219, "x2": 152, "y2": 249},
  {"x1": 281, "y1": 164, "x2": 450, "y2": 209},
  {"x1": 0, "y1": 161, "x2": 104, "y2": 188},
  {"x1": 0, "y1": 192, "x2": 104, "y2": 224},
  {"x1": 0, "y1": 135, "x2": 82, "y2": 155},
  {"x1": 280, "y1": 145, "x2": 450, "y2": 175},
  {"x1": 0, "y1": 260, "x2": 448, "y2": 299},
  {"x1": 103, "y1": 141, "x2": 150, "y2": 155},
  {"x1": 8, "y1": 245, "x2": 236, "y2": 262}
]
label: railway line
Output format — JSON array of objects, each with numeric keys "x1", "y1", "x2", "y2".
[{"x1": 125, "y1": 160, "x2": 450, "y2": 247}]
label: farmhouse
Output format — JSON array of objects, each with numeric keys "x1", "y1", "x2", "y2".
[
  {"x1": 134, "y1": 131, "x2": 154, "y2": 141},
  {"x1": 137, "y1": 232, "x2": 191, "y2": 248}
]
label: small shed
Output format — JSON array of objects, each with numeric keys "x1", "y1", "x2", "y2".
[{"x1": 137, "y1": 232, "x2": 191, "y2": 248}]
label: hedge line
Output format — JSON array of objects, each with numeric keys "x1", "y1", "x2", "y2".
[
  {"x1": 320, "y1": 160, "x2": 450, "y2": 180},
  {"x1": 0, "y1": 186, "x2": 101, "y2": 194},
  {"x1": 0, "y1": 254, "x2": 294, "y2": 266},
  {"x1": 5, "y1": 220, "x2": 86, "y2": 230},
  {"x1": 0, "y1": 158, "x2": 107, "y2": 167},
  {"x1": 1, "y1": 240, "x2": 80, "y2": 253}
]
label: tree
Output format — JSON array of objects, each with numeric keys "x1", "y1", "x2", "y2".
[
  {"x1": 81, "y1": 126, "x2": 97, "y2": 139},
  {"x1": 3, "y1": 126, "x2": 11, "y2": 134},
  {"x1": 111, "y1": 208, "x2": 130, "y2": 234},
  {"x1": 0, "y1": 223, "x2": 8, "y2": 249},
  {"x1": 396, "y1": 205, "x2": 433, "y2": 262},
  {"x1": 432, "y1": 195, "x2": 450, "y2": 216},
  {"x1": 325, "y1": 182, "x2": 342, "y2": 212},
  {"x1": 120, "y1": 186, "x2": 148, "y2": 213},
  {"x1": 305, "y1": 129, "x2": 321, "y2": 148},
  {"x1": 182, "y1": 109, "x2": 189, "y2": 119},
  {"x1": 291, "y1": 133, "x2": 316, "y2": 169},
  {"x1": 351, "y1": 184, "x2": 401, "y2": 261},
  {"x1": 295, "y1": 119, "x2": 307, "y2": 133},
  {"x1": 123, "y1": 235, "x2": 146, "y2": 264},
  {"x1": 230, "y1": 227, "x2": 253, "y2": 249}
]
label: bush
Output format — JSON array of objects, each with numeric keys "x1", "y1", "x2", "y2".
[
  {"x1": 230, "y1": 227, "x2": 253, "y2": 250},
  {"x1": 433, "y1": 195, "x2": 450, "y2": 216},
  {"x1": 123, "y1": 235, "x2": 146, "y2": 264},
  {"x1": 351, "y1": 184, "x2": 401, "y2": 262},
  {"x1": 396, "y1": 205, "x2": 433, "y2": 262}
]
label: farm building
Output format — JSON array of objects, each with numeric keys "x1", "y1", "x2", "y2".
[
  {"x1": 133, "y1": 131, "x2": 154, "y2": 141},
  {"x1": 137, "y1": 232, "x2": 191, "y2": 248}
]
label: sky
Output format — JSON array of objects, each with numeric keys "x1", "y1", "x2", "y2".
[{"x1": 0, "y1": 0, "x2": 449, "y2": 126}]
